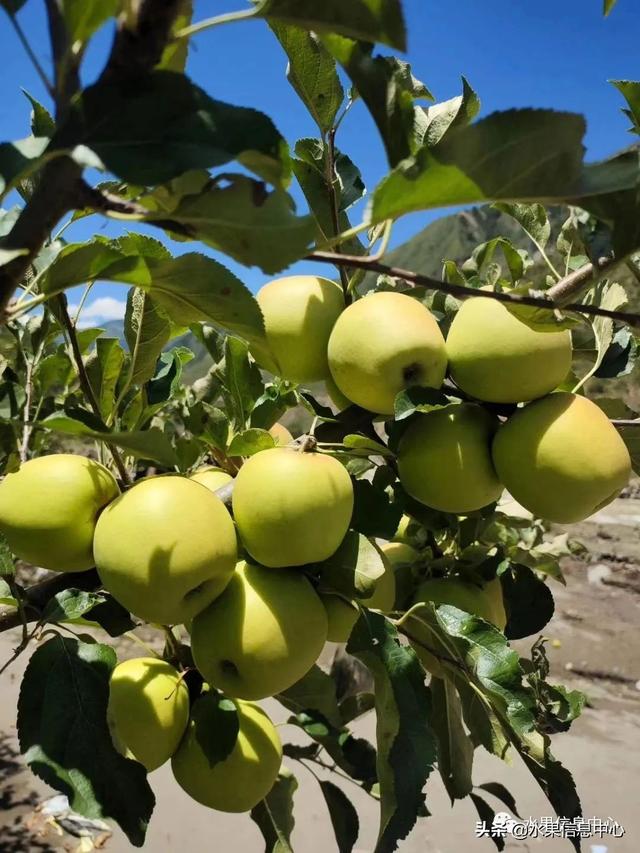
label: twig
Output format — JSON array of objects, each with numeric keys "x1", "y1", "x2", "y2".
[
  {"x1": 56, "y1": 295, "x2": 132, "y2": 486},
  {"x1": 45, "y1": 0, "x2": 80, "y2": 117},
  {"x1": 19, "y1": 359, "x2": 36, "y2": 463},
  {"x1": 5, "y1": 12, "x2": 55, "y2": 98},
  {"x1": 174, "y1": 7, "x2": 257, "y2": 39},
  {"x1": 305, "y1": 251, "x2": 640, "y2": 327}
]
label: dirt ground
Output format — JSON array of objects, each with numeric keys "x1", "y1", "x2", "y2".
[{"x1": 1, "y1": 499, "x2": 639, "y2": 853}]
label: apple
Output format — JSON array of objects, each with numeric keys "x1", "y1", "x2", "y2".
[
  {"x1": 325, "y1": 374, "x2": 353, "y2": 412},
  {"x1": 253, "y1": 275, "x2": 345, "y2": 382},
  {"x1": 446, "y1": 296, "x2": 572, "y2": 403},
  {"x1": 232, "y1": 447, "x2": 353, "y2": 567},
  {"x1": 492, "y1": 392, "x2": 631, "y2": 523},
  {"x1": 365, "y1": 550, "x2": 396, "y2": 612},
  {"x1": 379, "y1": 541, "x2": 419, "y2": 611},
  {"x1": 484, "y1": 577, "x2": 507, "y2": 632},
  {"x1": 172, "y1": 694, "x2": 282, "y2": 812},
  {"x1": 190, "y1": 466, "x2": 233, "y2": 492},
  {"x1": 107, "y1": 657, "x2": 189, "y2": 772},
  {"x1": 327, "y1": 292, "x2": 447, "y2": 414},
  {"x1": 321, "y1": 593, "x2": 359, "y2": 643},
  {"x1": 407, "y1": 577, "x2": 505, "y2": 676},
  {"x1": 94, "y1": 475, "x2": 237, "y2": 624},
  {"x1": 397, "y1": 403, "x2": 503, "y2": 513},
  {"x1": 190, "y1": 560, "x2": 328, "y2": 700},
  {"x1": 0, "y1": 454, "x2": 119, "y2": 572},
  {"x1": 269, "y1": 422, "x2": 294, "y2": 445}
]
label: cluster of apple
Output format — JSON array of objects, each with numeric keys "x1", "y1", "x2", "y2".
[{"x1": 256, "y1": 275, "x2": 632, "y2": 524}]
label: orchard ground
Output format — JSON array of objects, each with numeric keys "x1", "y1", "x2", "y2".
[{"x1": 1, "y1": 498, "x2": 639, "y2": 853}]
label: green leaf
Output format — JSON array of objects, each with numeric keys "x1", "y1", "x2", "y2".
[
  {"x1": 477, "y1": 782, "x2": 522, "y2": 819},
  {"x1": 574, "y1": 280, "x2": 628, "y2": 390},
  {"x1": 84, "y1": 595, "x2": 136, "y2": 637},
  {"x1": 501, "y1": 566, "x2": 555, "y2": 640},
  {"x1": 158, "y1": 0, "x2": 193, "y2": 72},
  {"x1": 322, "y1": 38, "x2": 431, "y2": 166},
  {"x1": 372, "y1": 110, "x2": 586, "y2": 221},
  {"x1": 276, "y1": 664, "x2": 343, "y2": 728},
  {"x1": 430, "y1": 678, "x2": 474, "y2": 801},
  {"x1": 17, "y1": 636, "x2": 154, "y2": 846},
  {"x1": 347, "y1": 611, "x2": 437, "y2": 851},
  {"x1": 394, "y1": 386, "x2": 453, "y2": 421},
  {"x1": 418, "y1": 76, "x2": 480, "y2": 147},
  {"x1": 41, "y1": 589, "x2": 107, "y2": 624},
  {"x1": 146, "y1": 347, "x2": 194, "y2": 406},
  {"x1": 158, "y1": 176, "x2": 315, "y2": 274},
  {"x1": 350, "y1": 479, "x2": 402, "y2": 540},
  {"x1": 451, "y1": 678, "x2": 510, "y2": 759},
  {"x1": 227, "y1": 428, "x2": 276, "y2": 457},
  {"x1": 343, "y1": 434, "x2": 395, "y2": 458},
  {"x1": 39, "y1": 238, "x2": 127, "y2": 296},
  {"x1": 339, "y1": 691, "x2": 376, "y2": 724},
  {"x1": 55, "y1": 70, "x2": 290, "y2": 186},
  {"x1": 86, "y1": 337, "x2": 126, "y2": 421},
  {"x1": 320, "y1": 780, "x2": 359, "y2": 853},
  {"x1": 61, "y1": 0, "x2": 119, "y2": 45},
  {"x1": 611, "y1": 79, "x2": 640, "y2": 134},
  {"x1": 604, "y1": 0, "x2": 618, "y2": 16},
  {"x1": 319, "y1": 531, "x2": 385, "y2": 600},
  {"x1": 23, "y1": 91, "x2": 55, "y2": 137},
  {"x1": 594, "y1": 327, "x2": 639, "y2": 379},
  {"x1": 0, "y1": 136, "x2": 50, "y2": 199},
  {"x1": 124, "y1": 289, "x2": 171, "y2": 386},
  {"x1": 35, "y1": 351, "x2": 73, "y2": 395},
  {"x1": 469, "y1": 793, "x2": 504, "y2": 852},
  {"x1": 191, "y1": 692, "x2": 239, "y2": 768},
  {"x1": 617, "y1": 422, "x2": 640, "y2": 474},
  {"x1": 256, "y1": 0, "x2": 406, "y2": 50},
  {"x1": 271, "y1": 23, "x2": 344, "y2": 133},
  {"x1": 0, "y1": 576, "x2": 17, "y2": 606},
  {"x1": 468, "y1": 236, "x2": 527, "y2": 284},
  {"x1": 42, "y1": 414, "x2": 179, "y2": 467},
  {"x1": 250, "y1": 767, "x2": 298, "y2": 853},
  {"x1": 0, "y1": 532, "x2": 16, "y2": 577},
  {"x1": 493, "y1": 202, "x2": 551, "y2": 251}
]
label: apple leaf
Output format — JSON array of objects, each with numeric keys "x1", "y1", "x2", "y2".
[
  {"x1": 276, "y1": 664, "x2": 343, "y2": 728},
  {"x1": 343, "y1": 435, "x2": 395, "y2": 458},
  {"x1": 250, "y1": 767, "x2": 298, "y2": 853},
  {"x1": 0, "y1": 136, "x2": 50, "y2": 199},
  {"x1": 157, "y1": 176, "x2": 315, "y2": 274},
  {"x1": 41, "y1": 589, "x2": 107, "y2": 624},
  {"x1": 86, "y1": 337, "x2": 126, "y2": 421},
  {"x1": 418, "y1": 76, "x2": 480, "y2": 148},
  {"x1": 320, "y1": 780, "x2": 360, "y2": 853},
  {"x1": 0, "y1": 532, "x2": 15, "y2": 577},
  {"x1": 394, "y1": 387, "x2": 456, "y2": 421},
  {"x1": 501, "y1": 566, "x2": 555, "y2": 640},
  {"x1": 190, "y1": 692, "x2": 239, "y2": 769},
  {"x1": 611, "y1": 79, "x2": 640, "y2": 134},
  {"x1": 255, "y1": 0, "x2": 407, "y2": 50},
  {"x1": 23, "y1": 91, "x2": 56, "y2": 138},
  {"x1": 594, "y1": 327, "x2": 639, "y2": 379},
  {"x1": 603, "y1": 0, "x2": 618, "y2": 16},
  {"x1": 17, "y1": 635, "x2": 154, "y2": 847},
  {"x1": 158, "y1": 0, "x2": 193, "y2": 73},
  {"x1": 218, "y1": 335, "x2": 266, "y2": 430},
  {"x1": 61, "y1": 0, "x2": 119, "y2": 45},
  {"x1": 146, "y1": 347, "x2": 194, "y2": 406},
  {"x1": 372, "y1": 110, "x2": 586, "y2": 221},
  {"x1": 270, "y1": 23, "x2": 344, "y2": 133},
  {"x1": 227, "y1": 428, "x2": 276, "y2": 457},
  {"x1": 470, "y1": 793, "x2": 504, "y2": 852},
  {"x1": 318, "y1": 530, "x2": 386, "y2": 599},
  {"x1": 0, "y1": 577, "x2": 17, "y2": 606},
  {"x1": 347, "y1": 611, "x2": 437, "y2": 851},
  {"x1": 573, "y1": 280, "x2": 628, "y2": 391},
  {"x1": 493, "y1": 202, "x2": 551, "y2": 251},
  {"x1": 54, "y1": 71, "x2": 290, "y2": 186},
  {"x1": 429, "y1": 678, "x2": 474, "y2": 801},
  {"x1": 350, "y1": 480, "x2": 403, "y2": 540},
  {"x1": 124, "y1": 289, "x2": 171, "y2": 386},
  {"x1": 477, "y1": 782, "x2": 522, "y2": 819}
]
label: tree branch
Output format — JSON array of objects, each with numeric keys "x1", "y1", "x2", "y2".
[
  {"x1": 306, "y1": 251, "x2": 640, "y2": 327},
  {"x1": 325, "y1": 128, "x2": 350, "y2": 294},
  {"x1": 0, "y1": 569, "x2": 101, "y2": 634}
]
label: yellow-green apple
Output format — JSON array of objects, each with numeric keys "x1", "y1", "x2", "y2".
[
  {"x1": 232, "y1": 447, "x2": 353, "y2": 567},
  {"x1": 0, "y1": 454, "x2": 119, "y2": 572},
  {"x1": 379, "y1": 541, "x2": 419, "y2": 610},
  {"x1": 321, "y1": 593, "x2": 359, "y2": 642},
  {"x1": 397, "y1": 403, "x2": 503, "y2": 513},
  {"x1": 446, "y1": 296, "x2": 572, "y2": 403},
  {"x1": 325, "y1": 374, "x2": 353, "y2": 412},
  {"x1": 492, "y1": 392, "x2": 631, "y2": 523},
  {"x1": 107, "y1": 657, "x2": 189, "y2": 771},
  {"x1": 172, "y1": 695, "x2": 282, "y2": 812},
  {"x1": 190, "y1": 561, "x2": 328, "y2": 700},
  {"x1": 253, "y1": 275, "x2": 345, "y2": 382},
  {"x1": 407, "y1": 577, "x2": 505, "y2": 676},
  {"x1": 327, "y1": 292, "x2": 447, "y2": 414},
  {"x1": 269, "y1": 422, "x2": 294, "y2": 445},
  {"x1": 94, "y1": 475, "x2": 237, "y2": 624},
  {"x1": 190, "y1": 466, "x2": 233, "y2": 492},
  {"x1": 364, "y1": 550, "x2": 396, "y2": 612}
]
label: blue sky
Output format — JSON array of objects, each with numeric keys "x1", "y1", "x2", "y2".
[{"x1": 1, "y1": 0, "x2": 639, "y2": 325}]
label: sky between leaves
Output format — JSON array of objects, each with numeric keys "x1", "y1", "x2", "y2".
[{"x1": 1, "y1": 0, "x2": 639, "y2": 324}]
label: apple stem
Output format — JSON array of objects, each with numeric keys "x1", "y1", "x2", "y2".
[{"x1": 298, "y1": 435, "x2": 318, "y2": 453}]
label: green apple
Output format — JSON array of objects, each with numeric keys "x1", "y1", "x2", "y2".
[
  {"x1": 446, "y1": 296, "x2": 572, "y2": 403},
  {"x1": 269, "y1": 422, "x2": 294, "y2": 445},
  {"x1": 407, "y1": 577, "x2": 504, "y2": 676},
  {"x1": 190, "y1": 466, "x2": 233, "y2": 492},
  {"x1": 364, "y1": 551, "x2": 396, "y2": 612},
  {"x1": 484, "y1": 577, "x2": 507, "y2": 632},
  {"x1": 327, "y1": 292, "x2": 447, "y2": 414},
  {"x1": 191, "y1": 560, "x2": 328, "y2": 700},
  {"x1": 94, "y1": 475, "x2": 237, "y2": 624},
  {"x1": 492, "y1": 392, "x2": 631, "y2": 523},
  {"x1": 107, "y1": 657, "x2": 189, "y2": 771},
  {"x1": 325, "y1": 374, "x2": 353, "y2": 412},
  {"x1": 379, "y1": 541, "x2": 419, "y2": 611},
  {"x1": 253, "y1": 275, "x2": 345, "y2": 382},
  {"x1": 0, "y1": 454, "x2": 119, "y2": 572},
  {"x1": 232, "y1": 447, "x2": 353, "y2": 567},
  {"x1": 321, "y1": 593, "x2": 359, "y2": 642},
  {"x1": 172, "y1": 695, "x2": 282, "y2": 812},
  {"x1": 397, "y1": 403, "x2": 503, "y2": 513}
]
